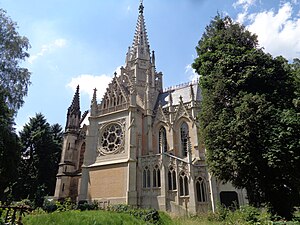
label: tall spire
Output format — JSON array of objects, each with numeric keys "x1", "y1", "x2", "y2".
[
  {"x1": 70, "y1": 85, "x2": 80, "y2": 111},
  {"x1": 66, "y1": 85, "x2": 81, "y2": 131},
  {"x1": 129, "y1": 0, "x2": 150, "y2": 61}
]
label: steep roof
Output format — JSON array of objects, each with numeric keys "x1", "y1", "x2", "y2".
[{"x1": 157, "y1": 81, "x2": 201, "y2": 108}]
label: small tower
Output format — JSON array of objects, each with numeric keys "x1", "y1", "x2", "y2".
[
  {"x1": 54, "y1": 85, "x2": 83, "y2": 201},
  {"x1": 66, "y1": 85, "x2": 81, "y2": 131}
]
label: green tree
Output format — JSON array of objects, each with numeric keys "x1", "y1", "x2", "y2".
[
  {"x1": 0, "y1": 8, "x2": 30, "y2": 201},
  {"x1": 0, "y1": 89, "x2": 20, "y2": 201},
  {"x1": 0, "y1": 8, "x2": 31, "y2": 113},
  {"x1": 14, "y1": 113, "x2": 63, "y2": 206},
  {"x1": 192, "y1": 15, "x2": 300, "y2": 219}
]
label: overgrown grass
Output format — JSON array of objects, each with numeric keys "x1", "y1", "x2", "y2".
[
  {"x1": 14, "y1": 200, "x2": 300, "y2": 225},
  {"x1": 23, "y1": 210, "x2": 147, "y2": 225}
]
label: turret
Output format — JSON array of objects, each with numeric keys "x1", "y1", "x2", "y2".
[{"x1": 66, "y1": 85, "x2": 81, "y2": 131}]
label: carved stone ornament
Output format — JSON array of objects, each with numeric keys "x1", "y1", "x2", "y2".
[
  {"x1": 141, "y1": 154, "x2": 162, "y2": 169},
  {"x1": 97, "y1": 119, "x2": 126, "y2": 156}
]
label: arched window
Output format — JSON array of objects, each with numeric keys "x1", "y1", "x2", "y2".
[
  {"x1": 143, "y1": 166, "x2": 151, "y2": 188},
  {"x1": 153, "y1": 165, "x2": 161, "y2": 188},
  {"x1": 180, "y1": 122, "x2": 189, "y2": 157},
  {"x1": 78, "y1": 142, "x2": 85, "y2": 171},
  {"x1": 158, "y1": 126, "x2": 167, "y2": 153},
  {"x1": 168, "y1": 166, "x2": 177, "y2": 190},
  {"x1": 179, "y1": 171, "x2": 189, "y2": 196},
  {"x1": 196, "y1": 177, "x2": 207, "y2": 202}
]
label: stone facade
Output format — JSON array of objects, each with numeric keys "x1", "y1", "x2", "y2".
[{"x1": 54, "y1": 2, "x2": 247, "y2": 214}]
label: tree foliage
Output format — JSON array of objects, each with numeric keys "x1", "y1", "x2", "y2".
[
  {"x1": 193, "y1": 15, "x2": 300, "y2": 219},
  {"x1": 0, "y1": 8, "x2": 30, "y2": 201},
  {"x1": 14, "y1": 113, "x2": 63, "y2": 206},
  {"x1": 0, "y1": 90, "x2": 20, "y2": 201},
  {"x1": 0, "y1": 8, "x2": 31, "y2": 113}
]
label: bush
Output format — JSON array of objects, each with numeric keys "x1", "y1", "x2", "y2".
[
  {"x1": 13, "y1": 199, "x2": 34, "y2": 208},
  {"x1": 76, "y1": 201, "x2": 99, "y2": 211},
  {"x1": 108, "y1": 204, "x2": 161, "y2": 224},
  {"x1": 209, "y1": 204, "x2": 273, "y2": 224},
  {"x1": 42, "y1": 198, "x2": 75, "y2": 213},
  {"x1": 43, "y1": 199, "x2": 57, "y2": 213}
]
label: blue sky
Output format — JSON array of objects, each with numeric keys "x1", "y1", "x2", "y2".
[{"x1": 0, "y1": 0, "x2": 299, "y2": 130}]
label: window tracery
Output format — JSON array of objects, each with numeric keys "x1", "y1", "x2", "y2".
[
  {"x1": 179, "y1": 171, "x2": 189, "y2": 196},
  {"x1": 180, "y1": 122, "x2": 189, "y2": 157},
  {"x1": 153, "y1": 165, "x2": 161, "y2": 188},
  {"x1": 168, "y1": 166, "x2": 177, "y2": 191},
  {"x1": 158, "y1": 126, "x2": 167, "y2": 153},
  {"x1": 98, "y1": 121, "x2": 125, "y2": 156},
  {"x1": 143, "y1": 166, "x2": 151, "y2": 188},
  {"x1": 196, "y1": 177, "x2": 207, "y2": 202}
]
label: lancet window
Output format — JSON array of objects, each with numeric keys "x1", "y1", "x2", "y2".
[
  {"x1": 196, "y1": 177, "x2": 207, "y2": 202},
  {"x1": 179, "y1": 171, "x2": 189, "y2": 196},
  {"x1": 78, "y1": 142, "x2": 85, "y2": 171},
  {"x1": 158, "y1": 126, "x2": 167, "y2": 153},
  {"x1": 153, "y1": 165, "x2": 161, "y2": 188},
  {"x1": 168, "y1": 166, "x2": 177, "y2": 191},
  {"x1": 143, "y1": 166, "x2": 151, "y2": 188},
  {"x1": 180, "y1": 122, "x2": 189, "y2": 157}
]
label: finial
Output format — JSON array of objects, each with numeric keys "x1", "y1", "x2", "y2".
[
  {"x1": 179, "y1": 95, "x2": 183, "y2": 102},
  {"x1": 114, "y1": 71, "x2": 117, "y2": 77},
  {"x1": 92, "y1": 88, "x2": 97, "y2": 103},
  {"x1": 139, "y1": 0, "x2": 144, "y2": 14}
]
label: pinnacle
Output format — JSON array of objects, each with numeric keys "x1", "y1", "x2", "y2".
[
  {"x1": 70, "y1": 85, "x2": 80, "y2": 110},
  {"x1": 129, "y1": 1, "x2": 150, "y2": 60}
]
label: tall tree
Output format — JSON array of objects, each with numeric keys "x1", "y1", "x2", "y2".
[
  {"x1": 0, "y1": 89, "x2": 20, "y2": 201},
  {"x1": 15, "y1": 113, "x2": 63, "y2": 206},
  {"x1": 192, "y1": 15, "x2": 300, "y2": 219},
  {"x1": 0, "y1": 8, "x2": 30, "y2": 201},
  {"x1": 0, "y1": 8, "x2": 31, "y2": 113}
]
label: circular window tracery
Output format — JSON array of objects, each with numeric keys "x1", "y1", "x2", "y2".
[{"x1": 100, "y1": 123, "x2": 124, "y2": 153}]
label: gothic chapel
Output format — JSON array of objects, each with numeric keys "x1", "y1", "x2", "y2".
[{"x1": 55, "y1": 2, "x2": 247, "y2": 214}]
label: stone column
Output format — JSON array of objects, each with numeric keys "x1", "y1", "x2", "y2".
[
  {"x1": 126, "y1": 87, "x2": 138, "y2": 206},
  {"x1": 78, "y1": 117, "x2": 97, "y2": 202},
  {"x1": 187, "y1": 142, "x2": 197, "y2": 214},
  {"x1": 160, "y1": 154, "x2": 167, "y2": 210}
]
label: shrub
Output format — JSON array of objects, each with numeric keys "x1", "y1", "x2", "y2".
[
  {"x1": 13, "y1": 199, "x2": 34, "y2": 208},
  {"x1": 108, "y1": 204, "x2": 161, "y2": 224},
  {"x1": 43, "y1": 199, "x2": 57, "y2": 213},
  {"x1": 76, "y1": 201, "x2": 99, "y2": 211},
  {"x1": 57, "y1": 198, "x2": 75, "y2": 212}
]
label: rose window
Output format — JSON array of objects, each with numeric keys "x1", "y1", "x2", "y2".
[{"x1": 100, "y1": 123, "x2": 124, "y2": 153}]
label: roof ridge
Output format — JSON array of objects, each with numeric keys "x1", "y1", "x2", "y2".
[{"x1": 163, "y1": 79, "x2": 199, "y2": 92}]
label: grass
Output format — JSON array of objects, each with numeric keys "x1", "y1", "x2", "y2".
[
  {"x1": 172, "y1": 216, "x2": 222, "y2": 225},
  {"x1": 22, "y1": 210, "x2": 223, "y2": 225},
  {"x1": 23, "y1": 210, "x2": 148, "y2": 225},
  {"x1": 20, "y1": 206, "x2": 300, "y2": 225}
]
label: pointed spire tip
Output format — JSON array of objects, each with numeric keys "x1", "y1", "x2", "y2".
[{"x1": 139, "y1": 0, "x2": 144, "y2": 14}]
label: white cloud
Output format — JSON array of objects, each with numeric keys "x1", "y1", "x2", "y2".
[
  {"x1": 233, "y1": 0, "x2": 256, "y2": 10},
  {"x1": 234, "y1": 0, "x2": 257, "y2": 23},
  {"x1": 246, "y1": 2, "x2": 300, "y2": 60},
  {"x1": 67, "y1": 74, "x2": 112, "y2": 101},
  {"x1": 66, "y1": 66, "x2": 122, "y2": 102},
  {"x1": 185, "y1": 64, "x2": 198, "y2": 81},
  {"x1": 28, "y1": 38, "x2": 67, "y2": 64}
]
